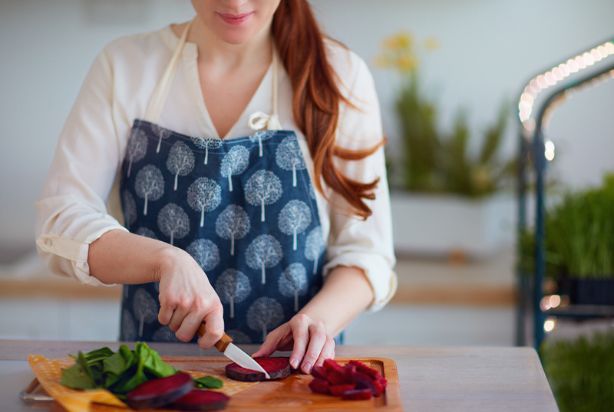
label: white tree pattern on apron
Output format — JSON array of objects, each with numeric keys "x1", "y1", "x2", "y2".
[
  {"x1": 275, "y1": 136, "x2": 306, "y2": 187},
  {"x1": 122, "y1": 190, "x2": 137, "y2": 230},
  {"x1": 121, "y1": 309, "x2": 137, "y2": 341},
  {"x1": 132, "y1": 288, "x2": 158, "y2": 338},
  {"x1": 186, "y1": 238, "x2": 220, "y2": 272},
  {"x1": 126, "y1": 129, "x2": 148, "y2": 177},
  {"x1": 187, "y1": 177, "x2": 221, "y2": 227},
  {"x1": 304, "y1": 226, "x2": 325, "y2": 274},
  {"x1": 157, "y1": 203, "x2": 190, "y2": 245},
  {"x1": 151, "y1": 124, "x2": 172, "y2": 154},
  {"x1": 246, "y1": 297, "x2": 284, "y2": 342},
  {"x1": 246, "y1": 234, "x2": 283, "y2": 285},
  {"x1": 278, "y1": 200, "x2": 312, "y2": 250},
  {"x1": 249, "y1": 130, "x2": 274, "y2": 157},
  {"x1": 215, "y1": 204, "x2": 251, "y2": 256},
  {"x1": 166, "y1": 141, "x2": 195, "y2": 191},
  {"x1": 215, "y1": 268, "x2": 251, "y2": 319},
  {"x1": 220, "y1": 145, "x2": 249, "y2": 192},
  {"x1": 244, "y1": 170, "x2": 282, "y2": 222},
  {"x1": 134, "y1": 165, "x2": 165, "y2": 215},
  {"x1": 278, "y1": 263, "x2": 308, "y2": 311},
  {"x1": 192, "y1": 136, "x2": 223, "y2": 165}
]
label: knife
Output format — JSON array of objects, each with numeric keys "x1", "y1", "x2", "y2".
[{"x1": 197, "y1": 323, "x2": 270, "y2": 379}]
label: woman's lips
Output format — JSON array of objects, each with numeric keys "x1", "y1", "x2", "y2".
[{"x1": 217, "y1": 11, "x2": 254, "y2": 26}]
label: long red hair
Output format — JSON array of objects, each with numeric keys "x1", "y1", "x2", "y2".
[{"x1": 271, "y1": 0, "x2": 384, "y2": 219}]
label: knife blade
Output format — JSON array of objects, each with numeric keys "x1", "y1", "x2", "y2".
[{"x1": 197, "y1": 324, "x2": 270, "y2": 379}]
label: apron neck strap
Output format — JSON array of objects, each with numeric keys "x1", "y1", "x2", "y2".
[{"x1": 144, "y1": 19, "x2": 193, "y2": 123}]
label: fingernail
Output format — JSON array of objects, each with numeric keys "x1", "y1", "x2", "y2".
[
  {"x1": 303, "y1": 362, "x2": 312, "y2": 373},
  {"x1": 290, "y1": 357, "x2": 298, "y2": 369}
]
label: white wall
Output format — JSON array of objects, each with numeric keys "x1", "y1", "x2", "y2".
[{"x1": 1, "y1": 0, "x2": 613, "y2": 259}]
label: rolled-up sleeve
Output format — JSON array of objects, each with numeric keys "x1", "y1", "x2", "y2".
[
  {"x1": 35, "y1": 48, "x2": 127, "y2": 286},
  {"x1": 323, "y1": 51, "x2": 397, "y2": 311}
]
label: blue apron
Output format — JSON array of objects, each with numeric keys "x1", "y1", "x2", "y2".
[{"x1": 118, "y1": 21, "x2": 325, "y2": 344}]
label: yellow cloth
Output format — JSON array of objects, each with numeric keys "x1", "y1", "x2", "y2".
[{"x1": 28, "y1": 354, "x2": 127, "y2": 411}]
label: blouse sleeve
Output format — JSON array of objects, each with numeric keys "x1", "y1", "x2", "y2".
[
  {"x1": 35, "y1": 47, "x2": 127, "y2": 287},
  {"x1": 322, "y1": 49, "x2": 397, "y2": 311}
]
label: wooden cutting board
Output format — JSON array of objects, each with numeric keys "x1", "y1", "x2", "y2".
[
  {"x1": 27, "y1": 355, "x2": 402, "y2": 411},
  {"x1": 167, "y1": 356, "x2": 402, "y2": 411}
]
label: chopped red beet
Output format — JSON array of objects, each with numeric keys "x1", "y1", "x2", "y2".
[
  {"x1": 126, "y1": 372, "x2": 193, "y2": 409},
  {"x1": 323, "y1": 359, "x2": 344, "y2": 373},
  {"x1": 311, "y1": 365, "x2": 327, "y2": 380},
  {"x1": 329, "y1": 384, "x2": 356, "y2": 397},
  {"x1": 351, "y1": 370, "x2": 383, "y2": 397},
  {"x1": 308, "y1": 378, "x2": 330, "y2": 395},
  {"x1": 171, "y1": 389, "x2": 230, "y2": 411},
  {"x1": 348, "y1": 360, "x2": 382, "y2": 380},
  {"x1": 326, "y1": 368, "x2": 348, "y2": 385},
  {"x1": 342, "y1": 388, "x2": 373, "y2": 401},
  {"x1": 343, "y1": 364, "x2": 357, "y2": 381},
  {"x1": 225, "y1": 357, "x2": 290, "y2": 382}
]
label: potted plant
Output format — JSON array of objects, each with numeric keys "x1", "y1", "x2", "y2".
[
  {"x1": 520, "y1": 174, "x2": 614, "y2": 305},
  {"x1": 376, "y1": 33, "x2": 516, "y2": 259},
  {"x1": 542, "y1": 331, "x2": 614, "y2": 412}
]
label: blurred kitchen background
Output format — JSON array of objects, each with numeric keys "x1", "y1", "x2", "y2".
[{"x1": 1, "y1": 2, "x2": 613, "y2": 406}]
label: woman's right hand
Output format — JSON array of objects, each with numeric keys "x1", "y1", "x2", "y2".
[{"x1": 155, "y1": 247, "x2": 224, "y2": 349}]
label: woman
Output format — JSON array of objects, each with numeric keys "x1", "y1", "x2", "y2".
[{"x1": 36, "y1": 0, "x2": 396, "y2": 374}]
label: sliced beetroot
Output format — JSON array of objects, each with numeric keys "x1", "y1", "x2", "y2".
[
  {"x1": 326, "y1": 368, "x2": 349, "y2": 385},
  {"x1": 311, "y1": 365, "x2": 327, "y2": 380},
  {"x1": 323, "y1": 359, "x2": 344, "y2": 373},
  {"x1": 171, "y1": 389, "x2": 230, "y2": 411},
  {"x1": 126, "y1": 372, "x2": 193, "y2": 409},
  {"x1": 329, "y1": 383, "x2": 356, "y2": 397},
  {"x1": 348, "y1": 360, "x2": 383, "y2": 380},
  {"x1": 225, "y1": 357, "x2": 291, "y2": 382},
  {"x1": 342, "y1": 388, "x2": 373, "y2": 401},
  {"x1": 308, "y1": 378, "x2": 330, "y2": 395},
  {"x1": 351, "y1": 370, "x2": 383, "y2": 397},
  {"x1": 343, "y1": 364, "x2": 357, "y2": 381}
]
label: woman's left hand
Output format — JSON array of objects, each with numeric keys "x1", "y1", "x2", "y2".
[{"x1": 252, "y1": 313, "x2": 335, "y2": 374}]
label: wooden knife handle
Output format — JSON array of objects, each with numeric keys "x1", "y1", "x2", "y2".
[{"x1": 197, "y1": 323, "x2": 233, "y2": 352}]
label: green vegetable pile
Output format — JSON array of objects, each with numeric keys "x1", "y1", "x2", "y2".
[{"x1": 60, "y1": 342, "x2": 223, "y2": 396}]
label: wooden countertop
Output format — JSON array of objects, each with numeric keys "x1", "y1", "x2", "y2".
[{"x1": 0, "y1": 340, "x2": 557, "y2": 412}]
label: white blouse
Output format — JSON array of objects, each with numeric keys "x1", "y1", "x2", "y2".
[{"x1": 35, "y1": 24, "x2": 397, "y2": 311}]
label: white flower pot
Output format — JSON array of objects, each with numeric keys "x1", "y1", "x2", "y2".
[{"x1": 390, "y1": 192, "x2": 516, "y2": 259}]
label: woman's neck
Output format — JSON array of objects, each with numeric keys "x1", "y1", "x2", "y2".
[{"x1": 185, "y1": 18, "x2": 273, "y2": 72}]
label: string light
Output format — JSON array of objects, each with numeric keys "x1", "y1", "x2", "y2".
[
  {"x1": 540, "y1": 294, "x2": 562, "y2": 311},
  {"x1": 544, "y1": 140, "x2": 555, "y2": 161},
  {"x1": 518, "y1": 40, "x2": 614, "y2": 126},
  {"x1": 544, "y1": 317, "x2": 557, "y2": 333}
]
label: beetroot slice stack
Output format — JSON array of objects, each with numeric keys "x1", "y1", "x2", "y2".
[
  {"x1": 171, "y1": 389, "x2": 230, "y2": 411},
  {"x1": 126, "y1": 372, "x2": 193, "y2": 409},
  {"x1": 308, "y1": 359, "x2": 387, "y2": 401},
  {"x1": 225, "y1": 357, "x2": 291, "y2": 382}
]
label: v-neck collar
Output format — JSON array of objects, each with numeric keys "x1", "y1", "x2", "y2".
[{"x1": 161, "y1": 24, "x2": 274, "y2": 140}]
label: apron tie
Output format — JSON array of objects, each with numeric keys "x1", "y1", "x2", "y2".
[{"x1": 248, "y1": 111, "x2": 282, "y2": 131}]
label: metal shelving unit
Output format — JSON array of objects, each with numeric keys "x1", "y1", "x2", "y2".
[{"x1": 515, "y1": 37, "x2": 614, "y2": 349}]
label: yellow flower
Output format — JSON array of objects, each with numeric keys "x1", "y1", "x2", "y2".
[
  {"x1": 396, "y1": 55, "x2": 418, "y2": 73},
  {"x1": 396, "y1": 32, "x2": 413, "y2": 50},
  {"x1": 383, "y1": 32, "x2": 413, "y2": 51}
]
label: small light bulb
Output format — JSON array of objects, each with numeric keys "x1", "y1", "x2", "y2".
[
  {"x1": 544, "y1": 318, "x2": 557, "y2": 333},
  {"x1": 544, "y1": 140, "x2": 555, "y2": 161}
]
